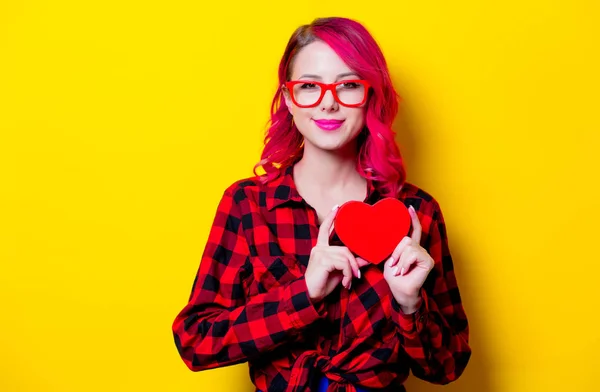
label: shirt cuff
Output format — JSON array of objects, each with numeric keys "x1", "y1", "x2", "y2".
[
  {"x1": 391, "y1": 287, "x2": 429, "y2": 336},
  {"x1": 283, "y1": 276, "x2": 327, "y2": 329}
]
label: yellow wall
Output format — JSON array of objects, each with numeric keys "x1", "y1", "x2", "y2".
[{"x1": 1, "y1": 1, "x2": 599, "y2": 391}]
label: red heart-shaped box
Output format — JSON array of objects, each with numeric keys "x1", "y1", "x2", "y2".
[{"x1": 334, "y1": 198, "x2": 411, "y2": 264}]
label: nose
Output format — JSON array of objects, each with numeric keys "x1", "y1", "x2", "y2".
[{"x1": 319, "y1": 88, "x2": 338, "y2": 111}]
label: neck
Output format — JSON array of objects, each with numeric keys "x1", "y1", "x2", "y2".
[{"x1": 294, "y1": 139, "x2": 361, "y2": 191}]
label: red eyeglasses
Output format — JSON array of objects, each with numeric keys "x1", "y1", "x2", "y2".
[{"x1": 284, "y1": 79, "x2": 371, "y2": 108}]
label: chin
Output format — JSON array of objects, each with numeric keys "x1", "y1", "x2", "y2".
[
  {"x1": 301, "y1": 123, "x2": 362, "y2": 152},
  {"x1": 305, "y1": 136, "x2": 348, "y2": 152}
]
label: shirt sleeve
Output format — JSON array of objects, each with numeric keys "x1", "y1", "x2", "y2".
[
  {"x1": 390, "y1": 201, "x2": 472, "y2": 384},
  {"x1": 172, "y1": 186, "x2": 327, "y2": 372}
]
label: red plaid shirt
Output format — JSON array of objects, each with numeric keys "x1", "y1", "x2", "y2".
[{"x1": 172, "y1": 164, "x2": 471, "y2": 391}]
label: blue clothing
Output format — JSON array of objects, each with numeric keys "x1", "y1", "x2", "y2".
[
  {"x1": 259, "y1": 374, "x2": 369, "y2": 392},
  {"x1": 316, "y1": 375, "x2": 369, "y2": 391}
]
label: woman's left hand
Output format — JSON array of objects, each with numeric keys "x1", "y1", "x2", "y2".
[{"x1": 383, "y1": 205, "x2": 434, "y2": 313}]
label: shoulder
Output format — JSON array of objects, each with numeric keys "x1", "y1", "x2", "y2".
[
  {"x1": 398, "y1": 181, "x2": 445, "y2": 222},
  {"x1": 221, "y1": 174, "x2": 265, "y2": 204},
  {"x1": 398, "y1": 182, "x2": 452, "y2": 249}
]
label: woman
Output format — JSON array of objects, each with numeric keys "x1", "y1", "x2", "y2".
[{"x1": 172, "y1": 17, "x2": 471, "y2": 392}]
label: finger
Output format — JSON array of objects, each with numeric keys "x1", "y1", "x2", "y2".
[
  {"x1": 333, "y1": 257, "x2": 353, "y2": 289},
  {"x1": 395, "y1": 248, "x2": 418, "y2": 276},
  {"x1": 327, "y1": 254, "x2": 350, "y2": 288},
  {"x1": 317, "y1": 204, "x2": 340, "y2": 246},
  {"x1": 341, "y1": 247, "x2": 360, "y2": 279},
  {"x1": 387, "y1": 236, "x2": 412, "y2": 268},
  {"x1": 408, "y1": 205, "x2": 422, "y2": 244},
  {"x1": 356, "y1": 257, "x2": 370, "y2": 268}
]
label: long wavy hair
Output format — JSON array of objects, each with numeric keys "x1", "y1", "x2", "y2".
[{"x1": 253, "y1": 17, "x2": 407, "y2": 198}]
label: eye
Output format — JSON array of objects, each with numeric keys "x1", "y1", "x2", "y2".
[
  {"x1": 341, "y1": 82, "x2": 360, "y2": 89},
  {"x1": 299, "y1": 83, "x2": 318, "y2": 89}
]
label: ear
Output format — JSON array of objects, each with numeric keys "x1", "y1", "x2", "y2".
[{"x1": 281, "y1": 84, "x2": 293, "y2": 113}]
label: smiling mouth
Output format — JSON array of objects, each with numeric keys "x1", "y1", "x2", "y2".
[{"x1": 313, "y1": 119, "x2": 345, "y2": 131}]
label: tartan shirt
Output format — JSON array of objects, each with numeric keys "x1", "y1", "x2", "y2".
[{"x1": 172, "y1": 164, "x2": 471, "y2": 392}]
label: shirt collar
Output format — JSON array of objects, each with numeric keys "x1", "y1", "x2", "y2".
[{"x1": 265, "y1": 164, "x2": 380, "y2": 211}]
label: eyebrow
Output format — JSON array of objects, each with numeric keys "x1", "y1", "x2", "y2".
[{"x1": 297, "y1": 72, "x2": 359, "y2": 80}]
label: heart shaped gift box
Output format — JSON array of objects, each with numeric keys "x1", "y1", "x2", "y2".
[{"x1": 333, "y1": 198, "x2": 411, "y2": 264}]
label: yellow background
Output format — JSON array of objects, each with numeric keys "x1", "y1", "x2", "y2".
[{"x1": 1, "y1": 1, "x2": 599, "y2": 391}]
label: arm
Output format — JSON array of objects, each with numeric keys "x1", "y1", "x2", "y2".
[
  {"x1": 172, "y1": 186, "x2": 327, "y2": 371},
  {"x1": 390, "y1": 202, "x2": 471, "y2": 384}
]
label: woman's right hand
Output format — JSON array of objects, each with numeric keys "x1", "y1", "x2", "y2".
[{"x1": 305, "y1": 205, "x2": 370, "y2": 303}]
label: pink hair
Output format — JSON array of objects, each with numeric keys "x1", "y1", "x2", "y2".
[{"x1": 253, "y1": 17, "x2": 407, "y2": 198}]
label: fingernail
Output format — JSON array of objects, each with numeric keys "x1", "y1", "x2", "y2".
[
  {"x1": 400, "y1": 267, "x2": 405, "y2": 276},
  {"x1": 409, "y1": 205, "x2": 415, "y2": 214},
  {"x1": 388, "y1": 257, "x2": 394, "y2": 267},
  {"x1": 393, "y1": 266, "x2": 399, "y2": 275},
  {"x1": 358, "y1": 269, "x2": 361, "y2": 279},
  {"x1": 332, "y1": 204, "x2": 339, "y2": 211},
  {"x1": 348, "y1": 281, "x2": 352, "y2": 290}
]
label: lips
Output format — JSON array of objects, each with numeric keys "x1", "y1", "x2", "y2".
[{"x1": 313, "y1": 119, "x2": 345, "y2": 131}]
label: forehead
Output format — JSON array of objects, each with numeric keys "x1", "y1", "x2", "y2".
[{"x1": 290, "y1": 40, "x2": 354, "y2": 80}]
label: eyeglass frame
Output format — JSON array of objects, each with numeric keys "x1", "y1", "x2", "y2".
[{"x1": 283, "y1": 79, "x2": 371, "y2": 108}]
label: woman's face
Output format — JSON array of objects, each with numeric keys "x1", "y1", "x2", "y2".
[{"x1": 283, "y1": 40, "x2": 367, "y2": 153}]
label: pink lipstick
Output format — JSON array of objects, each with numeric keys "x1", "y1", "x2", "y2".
[{"x1": 313, "y1": 119, "x2": 344, "y2": 131}]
